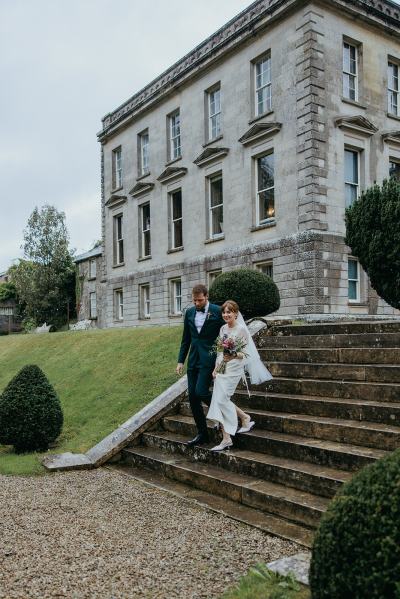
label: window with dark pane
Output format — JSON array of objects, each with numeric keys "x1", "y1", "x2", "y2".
[{"x1": 257, "y1": 153, "x2": 275, "y2": 224}]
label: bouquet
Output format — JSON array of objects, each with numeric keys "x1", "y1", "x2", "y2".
[{"x1": 210, "y1": 333, "x2": 248, "y2": 374}]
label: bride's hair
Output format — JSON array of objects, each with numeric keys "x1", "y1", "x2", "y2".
[{"x1": 221, "y1": 299, "x2": 239, "y2": 314}]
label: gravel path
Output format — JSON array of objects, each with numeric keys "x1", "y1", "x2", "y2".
[{"x1": 0, "y1": 469, "x2": 298, "y2": 599}]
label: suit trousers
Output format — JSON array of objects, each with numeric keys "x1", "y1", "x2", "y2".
[{"x1": 187, "y1": 366, "x2": 213, "y2": 436}]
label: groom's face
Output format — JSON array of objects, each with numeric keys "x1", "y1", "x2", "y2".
[{"x1": 192, "y1": 293, "x2": 208, "y2": 310}]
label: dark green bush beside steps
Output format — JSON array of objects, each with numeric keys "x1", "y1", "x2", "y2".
[
  {"x1": 310, "y1": 448, "x2": 400, "y2": 599},
  {"x1": 209, "y1": 268, "x2": 280, "y2": 319},
  {"x1": 0, "y1": 365, "x2": 63, "y2": 453}
]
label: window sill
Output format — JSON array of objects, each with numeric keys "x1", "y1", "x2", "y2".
[
  {"x1": 166, "y1": 155, "x2": 182, "y2": 167},
  {"x1": 251, "y1": 220, "x2": 276, "y2": 232},
  {"x1": 348, "y1": 301, "x2": 367, "y2": 306},
  {"x1": 112, "y1": 262, "x2": 125, "y2": 268},
  {"x1": 136, "y1": 171, "x2": 151, "y2": 181},
  {"x1": 114, "y1": 319, "x2": 124, "y2": 323},
  {"x1": 169, "y1": 313, "x2": 183, "y2": 318},
  {"x1": 88, "y1": 277, "x2": 97, "y2": 282},
  {"x1": 89, "y1": 316, "x2": 97, "y2": 321},
  {"x1": 111, "y1": 185, "x2": 123, "y2": 193},
  {"x1": 387, "y1": 112, "x2": 400, "y2": 122},
  {"x1": 139, "y1": 316, "x2": 151, "y2": 320},
  {"x1": 203, "y1": 135, "x2": 223, "y2": 148},
  {"x1": 167, "y1": 247, "x2": 184, "y2": 254},
  {"x1": 341, "y1": 97, "x2": 367, "y2": 109},
  {"x1": 138, "y1": 255, "x2": 152, "y2": 262},
  {"x1": 249, "y1": 110, "x2": 274, "y2": 125},
  {"x1": 204, "y1": 235, "x2": 225, "y2": 244}
]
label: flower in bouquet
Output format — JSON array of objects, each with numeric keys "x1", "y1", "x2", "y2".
[{"x1": 210, "y1": 334, "x2": 248, "y2": 374}]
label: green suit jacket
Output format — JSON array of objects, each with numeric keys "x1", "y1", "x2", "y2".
[{"x1": 178, "y1": 303, "x2": 225, "y2": 370}]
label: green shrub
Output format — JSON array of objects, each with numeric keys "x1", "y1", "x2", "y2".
[
  {"x1": 0, "y1": 365, "x2": 63, "y2": 453},
  {"x1": 310, "y1": 448, "x2": 400, "y2": 599},
  {"x1": 209, "y1": 268, "x2": 280, "y2": 318}
]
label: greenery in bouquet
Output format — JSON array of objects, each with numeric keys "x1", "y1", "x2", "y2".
[{"x1": 211, "y1": 334, "x2": 248, "y2": 374}]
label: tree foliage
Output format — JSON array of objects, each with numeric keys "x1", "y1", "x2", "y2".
[
  {"x1": 345, "y1": 178, "x2": 400, "y2": 309},
  {"x1": 10, "y1": 205, "x2": 76, "y2": 326},
  {"x1": 0, "y1": 281, "x2": 17, "y2": 303}
]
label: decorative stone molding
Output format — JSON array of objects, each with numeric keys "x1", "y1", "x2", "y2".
[
  {"x1": 105, "y1": 194, "x2": 127, "y2": 208},
  {"x1": 129, "y1": 181, "x2": 155, "y2": 197},
  {"x1": 382, "y1": 130, "x2": 400, "y2": 146},
  {"x1": 334, "y1": 115, "x2": 378, "y2": 136},
  {"x1": 238, "y1": 122, "x2": 282, "y2": 146},
  {"x1": 157, "y1": 166, "x2": 188, "y2": 184},
  {"x1": 193, "y1": 147, "x2": 229, "y2": 167}
]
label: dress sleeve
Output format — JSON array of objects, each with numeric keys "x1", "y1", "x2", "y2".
[
  {"x1": 215, "y1": 325, "x2": 225, "y2": 366},
  {"x1": 236, "y1": 325, "x2": 250, "y2": 359}
]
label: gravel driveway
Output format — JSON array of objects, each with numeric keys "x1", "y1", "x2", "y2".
[{"x1": 0, "y1": 469, "x2": 298, "y2": 598}]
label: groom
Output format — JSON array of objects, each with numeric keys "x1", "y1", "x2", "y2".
[{"x1": 176, "y1": 283, "x2": 225, "y2": 446}]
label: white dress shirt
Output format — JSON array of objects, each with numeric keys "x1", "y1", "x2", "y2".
[{"x1": 194, "y1": 301, "x2": 209, "y2": 333}]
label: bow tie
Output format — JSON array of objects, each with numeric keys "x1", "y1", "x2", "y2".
[{"x1": 196, "y1": 307, "x2": 206, "y2": 313}]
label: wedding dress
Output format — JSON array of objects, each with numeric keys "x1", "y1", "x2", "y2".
[{"x1": 206, "y1": 317, "x2": 272, "y2": 435}]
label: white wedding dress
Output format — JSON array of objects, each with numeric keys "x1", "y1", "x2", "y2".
[{"x1": 206, "y1": 320, "x2": 273, "y2": 436}]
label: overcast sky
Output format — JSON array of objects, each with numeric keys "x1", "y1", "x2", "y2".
[{"x1": 0, "y1": 0, "x2": 250, "y2": 272}]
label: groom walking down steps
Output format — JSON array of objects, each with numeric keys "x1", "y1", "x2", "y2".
[{"x1": 176, "y1": 284, "x2": 225, "y2": 447}]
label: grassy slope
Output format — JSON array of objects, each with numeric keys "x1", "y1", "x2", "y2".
[{"x1": 0, "y1": 326, "x2": 182, "y2": 475}]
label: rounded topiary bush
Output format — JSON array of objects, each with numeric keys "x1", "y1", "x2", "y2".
[
  {"x1": 0, "y1": 365, "x2": 63, "y2": 453},
  {"x1": 310, "y1": 448, "x2": 400, "y2": 599},
  {"x1": 209, "y1": 268, "x2": 280, "y2": 318}
]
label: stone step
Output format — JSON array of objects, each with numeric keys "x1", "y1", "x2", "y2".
[
  {"x1": 162, "y1": 415, "x2": 387, "y2": 471},
  {"x1": 141, "y1": 430, "x2": 351, "y2": 498},
  {"x1": 178, "y1": 402, "x2": 400, "y2": 451},
  {"x1": 256, "y1": 332, "x2": 400, "y2": 349},
  {"x1": 246, "y1": 377, "x2": 400, "y2": 403},
  {"x1": 264, "y1": 321, "x2": 400, "y2": 337},
  {"x1": 268, "y1": 362, "x2": 400, "y2": 384},
  {"x1": 112, "y1": 463, "x2": 314, "y2": 548},
  {"x1": 122, "y1": 445, "x2": 329, "y2": 528},
  {"x1": 232, "y1": 390, "x2": 400, "y2": 426},
  {"x1": 261, "y1": 347, "x2": 400, "y2": 365}
]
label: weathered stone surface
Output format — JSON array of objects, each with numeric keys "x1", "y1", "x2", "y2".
[
  {"x1": 42, "y1": 452, "x2": 94, "y2": 471},
  {"x1": 268, "y1": 551, "x2": 311, "y2": 586}
]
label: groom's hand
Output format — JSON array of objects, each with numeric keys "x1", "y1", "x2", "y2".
[{"x1": 176, "y1": 363, "x2": 184, "y2": 375}]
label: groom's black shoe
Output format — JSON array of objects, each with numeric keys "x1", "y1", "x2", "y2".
[{"x1": 186, "y1": 433, "x2": 210, "y2": 447}]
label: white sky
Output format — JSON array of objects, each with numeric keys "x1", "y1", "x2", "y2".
[
  {"x1": 0, "y1": 0, "x2": 250, "y2": 271},
  {"x1": 1, "y1": 0, "x2": 399, "y2": 272}
]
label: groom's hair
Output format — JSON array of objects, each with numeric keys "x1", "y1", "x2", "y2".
[{"x1": 192, "y1": 284, "x2": 208, "y2": 296}]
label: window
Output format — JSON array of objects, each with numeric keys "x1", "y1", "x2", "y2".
[
  {"x1": 257, "y1": 153, "x2": 275, "y2": 224},
  {"x1": 140, "y1": 203, "x2": 151, "y2": 258},
  {"x1": 389, "y1": 159, "x2": 400, "y2": 180},
  {"x1": 139, "y1": 284, "x2": 151, "y2": 318},
  {"x1": 343, "y1": 42, "x2": 358, "y2": 101},
  {"x1": 89, "y1": 259, "x2": 97, "y2": 279},
  {"x1": 207, "y1": 86, "x2": 221, "y2": 140},
  {"x1": 112, "y1": 147, "x2": 122, "y2": 189},
  {"x1": 169, "y1": 110, "x2": 181, "y2": 160},
  {"x1": 170, "y1": 189, "x2": 183, "y2": 249},
  {"x1": 254, "y1": 54, "x2": 271, "y2": 116},
  {"x1": 139, "y1": 131, "x2": 149, "y2": 176},
  {"x1": 113, "y1": 214, "x2": 124, "y2": 265},
  {"x1": 89, "y1": 292, "x2": 97, "y2": 319},
  {"x1": 207, "y1": 270, "x2": 222, "y2": 287},
  {"x1": 209, "y1": 174, "x2": 223, "y2": 238},
  {"x1": 255, "y1": 261, "x2": 273, "y2": 279},
  {"x1": 388, "y1": 62, "x2": 399, "y2": 116},
  {"x1": 344, "y1": 149, "x2": 359, "y2": 208},
  {"x1": 348, "y1": 259, "x2": 360, "y2": 302},
  {"x1": 115, "y1": 289, "x2": 123, "y2": 320},
  {"x1": 170, "y1": 278, "x2": 182, "y2": 315}
]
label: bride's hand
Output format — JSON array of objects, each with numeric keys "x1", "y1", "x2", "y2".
[{"x1": 212, "y1": 369, "x2": 217, "y2": 378}]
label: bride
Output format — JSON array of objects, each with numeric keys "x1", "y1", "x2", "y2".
[{"x1": 207, "y1": 300, "x2": 273, "y2": 452}]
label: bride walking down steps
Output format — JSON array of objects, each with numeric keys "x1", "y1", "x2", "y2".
[{"x1": 207, "y1": 300, "x2": 273, "y2": 451}]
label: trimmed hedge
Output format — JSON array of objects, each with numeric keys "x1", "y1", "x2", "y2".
[
  {"x1": 0, "y1": 364, "x2": 63, "y2": 453},
  {"x1": 310, "y1": 448, "x2": 400, "y2": 599},
  {"x1": 209, "y1": 268, "x2": 280, "y2": 318}
]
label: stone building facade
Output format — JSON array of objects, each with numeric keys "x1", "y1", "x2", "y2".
[
  {"x1": 89, "y1": 0, "x2": 400, "y2": 328},
  {"x1": 74, "y1": 246, "x2": 104, "y2": 324}
]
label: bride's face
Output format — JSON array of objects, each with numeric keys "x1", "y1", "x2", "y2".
[{"x1": 222, "y1": 308, "x2": 236, "y2": 326}]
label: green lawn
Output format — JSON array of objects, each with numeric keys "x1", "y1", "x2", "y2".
[
  {"x1": 0, "y1": 326, "x2": 182, "y2": 475},
  {"x1": 221, "y1": 565, "x2": 310, "y2": 599}
]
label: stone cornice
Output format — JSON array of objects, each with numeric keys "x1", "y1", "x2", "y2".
[
  {"x1": 193, "y1": 147, "x2": 229, "y2": 167},
  {"x1": 129, "y1": 181, "x2": 155, "y2": 197},
  {"x1": 97, "y1": 0, "x2": 400, "y2": 144},
  {"x1": 157, "y1": 166, "x2": 188, "y2": 184},
  {"x1": 382, "y1": 130, "x2": 400, "y2": 146},
  {"x1": 334, "y1": 115, "x2": 378, "y2": 136},
  {"x1": 104, "y1": 194, "x2": 127, "y2": 208},
  {"x1": 239, "y1": 122, "x2": 282, "y2": 146}
]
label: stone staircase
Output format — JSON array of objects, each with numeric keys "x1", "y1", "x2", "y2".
[{"x1": 115, "y1": 321, "x2": 400, "y2": 548}]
